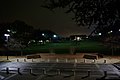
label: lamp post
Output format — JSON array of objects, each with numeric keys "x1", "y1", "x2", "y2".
[
  {"x1": 4, "y1": 34, "x2": 10, "y2": 42},
  {"x1": 4, "y1": 34, "x2": 10, "y2": 60}
]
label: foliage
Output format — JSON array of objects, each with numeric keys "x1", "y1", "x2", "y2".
[
  {"x1": 10, "y1": 20, "x2": 34, "y2": 45},
  {"x1": 0, "y1": 23, "x2": 11, "y2": 46},
  {"x1": 42, "y1": 0, "x2": 120, "y2": 33},
  {"x1": 0, "y1": 20, "x2": 34, "y2": 47},
  {"x1": 5, "y1": 38, "x2": 26, "y2": 50}
]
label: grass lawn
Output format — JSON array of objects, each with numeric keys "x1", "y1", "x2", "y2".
[{"x1": 23, "y1": 40, "x2": 111, "y2": 54}]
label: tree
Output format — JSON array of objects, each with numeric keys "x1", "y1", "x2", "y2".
[
  {"x1": 0, "y1": 23, "x2": 11, "y2": 47},
  {"x1": 0, "y1": 20, "x2": 34, "y2": 48},
  {"x1": 42, "y1": 0, "x2": 120, "y2": 34},
  {"x1": 10, "y1": 20, "x2": 34, "y2": 46}
]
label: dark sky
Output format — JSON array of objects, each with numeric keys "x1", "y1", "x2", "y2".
[{"x1": 0, "y1": 0, "x2": 93, "y2": 37}]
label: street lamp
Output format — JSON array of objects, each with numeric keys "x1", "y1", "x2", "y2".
[
  {"x1": 76, "y1": 37, "x2": 81, "y2": 41},
  {"x1": 108, "y1": 30, "x2": 113, "y2": 34},
  {"x1": 7, "y1": 29, "x2": 10, "y2": 32},
  {"x1": 42, "y1": 33, "x2": 45, "y2": 36},
  {"x1": 98, "y1": 33, "x2": 101, "y2": 36},
  {"x1": 53, "y1": 35, "x2": 57, "y2": 38},
  {"x1": 110, "y1": 30, "x2": 113, "y2": 33},
  {"x1": 4, "y1": 34, "x2": 10, "y2": 42},
  {"x1": 4, "y1": 34, "x2": 10, "y2": 60}
]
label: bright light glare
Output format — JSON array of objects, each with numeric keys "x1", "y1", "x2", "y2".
[
  {"x1": 39, "y1": 40, "x2": 43, "y2": 43},
  {"x1": 42, "y1": 33, "x2": 45, "y2": 36},
  {"x1": 53, "y1": 35, "x2": 57, "y2": 38},
  {"x1": 7, "y1": 29, "x2": 10, "y2": 32},
  {"x1": 4, "y1": 34, "x2": 10, "y2": 37},
  {"x1": 98, "y1": 33, "x2": 101, "y2": 35},
  {"x1": 77, "y1": 37, "x2": 81, "y2": 41},
  {"x1": 108, "y1": 30, "x2": 113, "y2": 34}
]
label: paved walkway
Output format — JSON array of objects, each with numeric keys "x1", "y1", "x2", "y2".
[{"x1": 1, "y1": 53, "x2": 120, "y2": 64}]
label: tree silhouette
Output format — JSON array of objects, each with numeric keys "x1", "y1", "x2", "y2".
[
  {"x1": 11, "y1": 20, "x2": 34, "y2": 45},
  {"x1": 42, "y1": 0, "x2": 120, "y2": 33},
  {"x1": 0, "y1": 20, "x2": 34, "y2": 47}
]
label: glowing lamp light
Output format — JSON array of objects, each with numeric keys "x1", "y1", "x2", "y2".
[
  {"x1": 77, "y1": 37, "x2": 80, "y2": 40},
  {"x1": 108, "y1": 30, "x2": 113, "y2": 34},
  {"x1": 4, "y1": 34, "x2": 10, "y2": 37},
  {"x1": 4, "y1": 34, "x2": 10, "y2": 41},
  {"x1": 110, "y1": 30, "x2": 113, "y2": 33},
  {"x1": 119, "y1": 29, "x2": 120, "y2": 31},
  {"x1": 39, "y1": 40, "x2": 43, "y2": 43},
  {"x1": 42, "y1": 33, "x2": 45, "y2": 36},
  {"x1": 76, "y1": 37, "x2": 81, "y2": 41},
  {"x1": 7, "y1": 29, "x2": 10, "y2": 32},
  {"x1": 53, "y1": 35, "x2": 57, "y2": 38},
  {"x1": 98, "y1": 33, "x2": 101, "y2": 35}
]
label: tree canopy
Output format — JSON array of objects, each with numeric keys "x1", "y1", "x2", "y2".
[
  {"x1": 42, "y1": 0, "x2": 120, "y2": 34},
  {"x1": 0, "y1": 20, "x2": 34, "y2": 47}
]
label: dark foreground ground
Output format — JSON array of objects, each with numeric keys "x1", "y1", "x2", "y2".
[{"x1": 0, "y1": 62, "x2": 120, "y2": 80}]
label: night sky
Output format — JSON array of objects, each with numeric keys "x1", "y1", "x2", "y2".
[{"x1": 0, "y1": 0, "x2": 93, "y2": 37}]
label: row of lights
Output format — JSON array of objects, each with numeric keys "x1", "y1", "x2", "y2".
[
  {"x1": 28, "y1": 33, "x2": 58, "y2": 44},
  {"x1": 42, "y1": 33, "x2": 57, "y2": 38},
  {"x1": 99, "y1": 29, "x2": 120, "y2": 36}
]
